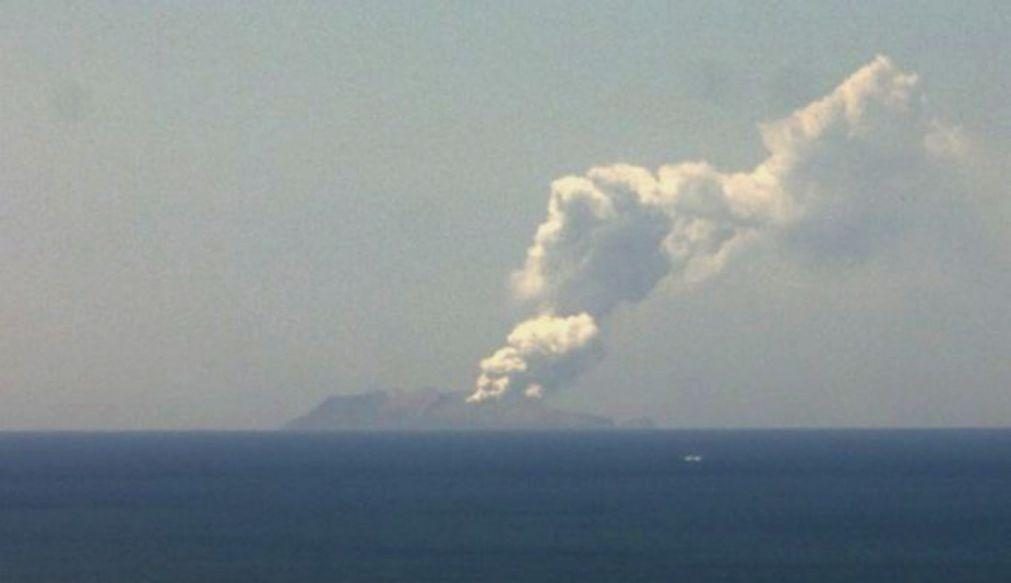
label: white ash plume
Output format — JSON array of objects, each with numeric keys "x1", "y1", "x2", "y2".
[{"x1": 469, "y1": 56, "x2": 961, "y2": 403}]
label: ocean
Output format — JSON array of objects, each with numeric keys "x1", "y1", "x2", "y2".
[{"x1": 0, "y1": 430, "x2": 1009, "y2": 582}]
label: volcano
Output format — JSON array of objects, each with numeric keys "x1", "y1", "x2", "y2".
[{"x1": 283, "y1": 387, "x2": 619, "y2": 431}]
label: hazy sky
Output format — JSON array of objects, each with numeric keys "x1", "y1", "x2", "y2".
[{"x1": 1, "y1": 2, "x2": 1008, "y2": 429}]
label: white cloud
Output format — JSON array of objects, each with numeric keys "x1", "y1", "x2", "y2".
[
  {"x1": 470, "y1": 313, "x2": 601, "y2": 402},
  {"x1": 470, "y1": 56, "x2": 964, "y2": 402}
]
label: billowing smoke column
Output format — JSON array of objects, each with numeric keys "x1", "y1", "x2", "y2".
[{"x1": 469, "y1": 56, "x2": 960, "y2": 403}]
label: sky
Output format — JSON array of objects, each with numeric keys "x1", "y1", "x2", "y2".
[{"x1": 1, "y1": 1, "x2": 1008, "y2": 429}]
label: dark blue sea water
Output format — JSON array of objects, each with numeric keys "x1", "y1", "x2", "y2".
[{"x1": 1, "y1": 431, "x2": 1009, "y2": 582}]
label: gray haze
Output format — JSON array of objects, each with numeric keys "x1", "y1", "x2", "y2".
[{"x1": 0, "y1": 2, "x2": 1008, "y2": 428}]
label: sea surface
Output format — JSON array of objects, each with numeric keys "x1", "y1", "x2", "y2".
[{"x1": 0, "y1": 430, "x2": 1009, "y2": 582}]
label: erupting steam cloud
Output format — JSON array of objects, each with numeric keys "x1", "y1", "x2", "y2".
[{"x1": 469, "y1": 56, "x2": 962, "y2": 403}]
